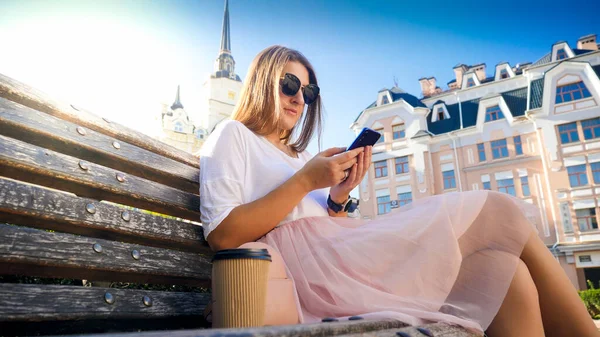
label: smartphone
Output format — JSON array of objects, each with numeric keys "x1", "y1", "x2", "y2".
[{"x1": 347, "y1": 127, "x2": 381, "y2": 151}]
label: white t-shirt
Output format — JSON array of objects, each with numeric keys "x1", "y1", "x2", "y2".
[{"x1": 199, "y1": 120, "x2": 329, "y2": 240}]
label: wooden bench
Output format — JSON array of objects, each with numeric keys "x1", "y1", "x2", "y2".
[{"x1": 0, "y1": 72, "x2": 477, "y2": 337}]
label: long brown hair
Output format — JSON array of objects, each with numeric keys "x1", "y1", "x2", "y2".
[{"x1": 232, "y1": 45, "x2": 323, "y2": 153}]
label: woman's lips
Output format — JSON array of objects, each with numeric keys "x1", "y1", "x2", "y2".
[{"x1": 284, "y1": 108, "x2": 297, "y2": 115}]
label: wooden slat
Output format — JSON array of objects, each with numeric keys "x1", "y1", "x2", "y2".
[
  {"x1": 0, "y1": 72, "x2": 199, "y2": 168},
  {"x1": 0, "y1": 98, "x2": 199, "y2": 194},
  {"x1": 336, "y1": 323, "x2": 478, "y2": 337},
  {"x1": 0, "y1": 224, "x2": 212, "y2": 286},
  {"x1": 0, "y1": 134, "x2": 200, "y2": 221},
  {"x1": 0, "y1": 177, "x2": 211, "y2": 254},
  {"x1": 0, "y1": 283, "x2": 209, "y2": 321},
  {"x1": 69, "y1": 319, "x2": 408, "y2": 337}
]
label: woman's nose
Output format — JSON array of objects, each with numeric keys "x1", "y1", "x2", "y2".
[{"x1": 291, "y1": 89, "x2": 304, "y2": 105}]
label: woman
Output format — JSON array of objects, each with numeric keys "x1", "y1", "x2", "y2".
[{"x1": 199, "y1": 45, "x2": 597, "y2": 337}]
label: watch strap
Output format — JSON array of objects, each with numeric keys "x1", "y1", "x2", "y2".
[{"x1": 327, "y1": 194, "x2": 346, "y2": 213}]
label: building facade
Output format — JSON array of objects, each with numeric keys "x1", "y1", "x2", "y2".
[
  {"x1": 158, "y1": 0, "x2": 242, "y2": 155},
  {"x1": 351, "y1": 34, "x2": 600, "y2": 290}
]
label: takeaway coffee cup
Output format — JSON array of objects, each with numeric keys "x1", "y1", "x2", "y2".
[{"x1": 211, "y1": 248, "x2": 272, "y2": 328}]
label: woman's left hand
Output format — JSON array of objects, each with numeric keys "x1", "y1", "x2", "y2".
[{"x1": 329, "y1": 145, "x2": 372, "y2": 203}]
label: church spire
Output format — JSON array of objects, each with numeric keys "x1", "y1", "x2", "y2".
[
  {"x1": 171, "y1": 85, "x2": 183, "y2": 110},
  {"x1": 220, "y1": 0, "x2": 231, "y2": 53},
  {"x1": 213, "y1": 0, "x2": 240, "y2": 81}
]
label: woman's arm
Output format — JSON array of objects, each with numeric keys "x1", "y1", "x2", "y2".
[
  {"x1": 206, "y1": 147, "x2": 364, "y2": 251},
  {"x1": 206, "y1": 171, "x2": 311, "y2": 250}
]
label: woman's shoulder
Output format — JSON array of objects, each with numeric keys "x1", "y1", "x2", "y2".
[
  {"x1": 201, "y1": 119, "x2": 253, "y2": 156},
  {"x1": 213, "y1": 119, "x2": 250, "y2": 136}
]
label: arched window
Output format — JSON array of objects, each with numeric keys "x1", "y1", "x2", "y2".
[
  {"x1": 437, "y1": 107, "x2": 445, "y2": 121},
  {"x1": 174, "y1": 122, "x2": 184, "y2": 133},
  {"x1": 555, "y1": 81, "x2": 591, "y2": 104},
  {"x1": 500, "y1": 69, "x2": 509, "y2": 79},
  {"x1": 557, "y1": 48, "x2": 568, "y2": 60}
]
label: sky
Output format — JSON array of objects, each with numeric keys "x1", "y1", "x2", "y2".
[{"x1": 1, "y1": 0, "x2": 599, "y2": 158}]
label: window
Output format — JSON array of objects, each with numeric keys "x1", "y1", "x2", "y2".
[
  {"x1": 576, "y1": 208, "x2": 598, "y2": 232},
  {"x1": 466, "y1": 78, "x2": 475, "y2": 88},
  {"x1": 443, "y1": 170, "x2": 456, "y2": 190},
  {"x1": 497, "y1": 178, "x2": 516, "y2": 196},
  {"x1": 395, "y1": 156, "x2": 409, "y2": 174},
  {"x1": 381, "y1": 95, "x2": 389, "y2": 105},
  {"x1": 567, "y1": 164, "x2": 589, "y2": 187},
  {"x1": 483, "y1": 181, "x2": 491, "y2": 190},
  {"x1": 437, "y1": 107, "x2": 445, "y2": 121},
  {"x1": 582, "y1": 117, "x2": 600, "y2": 140},
  {"x1": 521, "y1": 176, "x2": 531, "y2": 197},
  {"x1": 392, "y1": 124, "x2": 406, "y2": 140},
  {"x1": 174, "y1": 122, "x2": 184, "y2": 133},
  {"x1": 477, "y1": 143, "x2": 486, "y2": 162},
  {"x1": 485, "y1": 105, "x2": 504, "y2": 122},
  {"x1": 375, "y1": 129, "x2": 384, "y2": 143},
  {"x1": 557, "y1": 48, "x2": 568, "y2": 60},
  {"x1": 374, "y1": 160, "x2": 388, "y2": 178},
  {"x1": 397, "y1": 192, "x2": 413, "y2": 206},
  {"x1": 555, "y1": 81, "x2": 592, "y2": 104},
  {"x1": 591, "y1": 162, "x2": 600, "y2": 184},
  {"x1": 558, "y1": 122, "x2": 579, "y2": 144},
  {"x1": 514, "y1": 136, "x2": 523, "y2": 155},
  {"x1": 491, "y1": 139, "x2": 509, "y2": 159},
  {"x1": 500, "y1": 69, "x2": 509, "y2": 79},
  {"x1": 377, "y1": 195, "x2": 391, "y2": 215}
]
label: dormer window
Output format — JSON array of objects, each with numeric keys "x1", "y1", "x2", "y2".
[
  {"x1": 556, "y1": 81, "x2": 591, "y2": 104},
  {"x1": 500, "y1": 69, "x2": 508, "y2": 79},
  {"x1": 437, "y1": 107, "x2": 445, "y2": 121},
  {"x1": 485, "y1": 105, "x2": 504, "y2": 122},
  {"x1": 557, "y1": 48, "x2": 568, "y2": 60},
  {"x1": 466, "y1": 78, "x2": 475, "y2": 88},
  {"x1": 392, "y1": 124, "x2": 405, "y2": 139},
  {"x1": 381, "y1": 95, "x2": 389, "y2": 105},
  {"x1": 174, "y1": 121, "x2": 184, "y2": 133},
  {"x1": 375, "y1": 128, "x2": 384, "y2": 143}
]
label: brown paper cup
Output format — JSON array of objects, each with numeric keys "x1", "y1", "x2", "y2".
[{"x1": 211, "y1": 248, "x2": 271, "y2": 328}]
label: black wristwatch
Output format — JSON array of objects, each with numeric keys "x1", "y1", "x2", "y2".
[{"x1": 327, "y1": 194, "x2": 359, "y2": 213}]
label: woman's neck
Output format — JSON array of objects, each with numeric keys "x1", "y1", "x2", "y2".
[{"x1": 264, "y1": 131, "x2": 297, "y2": 158}]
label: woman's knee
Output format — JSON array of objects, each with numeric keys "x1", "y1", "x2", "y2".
[
  {"x1": 237, "y1": 242, "x2": 287, "y2": 279},
  {"x1": 509, "y1": 259, "x2": 539, "y2": 304}
]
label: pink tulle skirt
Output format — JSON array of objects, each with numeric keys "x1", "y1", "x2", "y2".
[{"x1": 257, "y1": 190, "x2": 541, "y2": 335}]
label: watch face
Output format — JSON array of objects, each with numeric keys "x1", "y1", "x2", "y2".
[{"x1": 345, "y1": 198, "x2": 359, "y2": 213}]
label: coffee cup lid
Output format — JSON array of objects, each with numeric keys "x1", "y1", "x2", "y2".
[{"x1": 212, "y1": 248, "x2": 272, "y2": 262}]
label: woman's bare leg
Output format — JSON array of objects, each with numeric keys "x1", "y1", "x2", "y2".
[
  {"x1": 521, "y1": 231, "x2": 598, "y2": 337},
  {"x1": 486, "y1": 259, "x2": 545, "y2": 337}
]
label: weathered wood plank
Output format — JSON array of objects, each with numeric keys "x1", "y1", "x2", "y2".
[
  {"x1": 0, "y1": 72, "x2": 199, "y2": 168},
  {"x1": 0, "y1": 177, "x2": 211, "y2": 254},
  {"x1": 0, "y1": 97, "x2": 199, "y2": 194},
  {"x1": 0, "y1": 134, "x2": 200, "y2": 221},
  {"x1": 336, "y1": 323, "x2": 479, "y2": 336},
  {"x1": 0, "y1": 224, "x2": 212, "y2": 286},
  {"x1": 64, "y1": 319, "x2": 409, "y2": 337},
  {"x1": 0, "y1": 283, "x2": 209, "y2": 321}
]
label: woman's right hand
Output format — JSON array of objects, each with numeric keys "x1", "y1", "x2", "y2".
[{"x1": 297, "y1": 147, "x2": 364, "y2": 192}]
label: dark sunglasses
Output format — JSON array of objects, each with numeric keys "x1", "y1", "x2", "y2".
[{"x1": 279, "y1": 73, "x2": 320, "y2": 105}]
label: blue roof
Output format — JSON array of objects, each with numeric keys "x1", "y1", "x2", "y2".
[
  {"x1": 531, "y1": 52, "x2": 551, "y2": 67},
  {"x1": 425, "y1": 98, "x2": 480, "y2": 135},
  {"x1": 353, "y1": 88, "x2": 425, "y2": 123},
  {"x1": 530, "y1": 79, "x2": 544, "y2": 109},
  {"x1": 573, "y1": 48, "x2": 593, "y2": 56},
  {"x1": 593, "y1": 64, "x2": 600, "y2": 79},
  {"x1": 501, "y1": 87, "x2": 528, "y2": 117},
  {"x1": 426, "y1": 87, "x2": 527, "y2": 135},
  {"x1": 390, "y1": 88, "x2": 426, "y2": 108}
]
